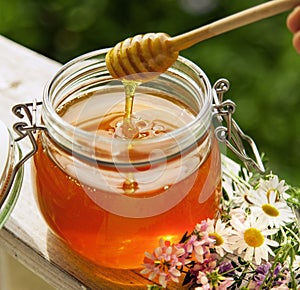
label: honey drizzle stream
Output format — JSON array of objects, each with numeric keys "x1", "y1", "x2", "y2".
[
  {"x1": 122, "y1": 80, "x2": 140, "y2": 139},
  {"x1": 121, "y1": 80, "x2": 140, "y2": 193},
  {"x1": 123, "y1": 82, "x2": 135, "y2": 120}
]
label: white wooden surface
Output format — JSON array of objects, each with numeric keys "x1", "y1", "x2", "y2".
[
  {"x1": 0, "y1": 248, "x2": 54, "y2": 290},
  {"x1": 0, "y1": 35, "x2": 160, "y2": 289}
]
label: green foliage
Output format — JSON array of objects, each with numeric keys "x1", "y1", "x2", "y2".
[{"x1": 1, "y1": 0, "x2": 299, "y2": 184}]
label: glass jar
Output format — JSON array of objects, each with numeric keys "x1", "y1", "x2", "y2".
[
  {"x1": 31, "y1": 49, "x2": 222, "y2": 269},
  {"x1": 0, "y1": 120, "x2": 24, "y2": 228}
]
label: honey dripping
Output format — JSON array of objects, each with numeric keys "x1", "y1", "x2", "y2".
[
  {"x1": 122, "y1": 80, "x2": 140, "y2": 138},
  {"x1": 122, "y1": 173, "x2": 139, "y2": 194},
  {"x1": 121, "y1": 80, "x2": 140, "y2": 194}
]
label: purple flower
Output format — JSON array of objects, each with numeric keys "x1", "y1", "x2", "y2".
[
  {"x1": 274, "y1": 263, "x2": 281, "y2": 276},
  {"x1": 253, "y1": 262, "x2": 272, "y2": 287},
  {"x1": 256, "y1": 262, "x2": 272, "y2": 275},
  {"x1": 219, "y1": 261, "x2": 235, "y2": 277},
  {"x1": 250, "y1": 262, "x2": 290, "y2": 289}
]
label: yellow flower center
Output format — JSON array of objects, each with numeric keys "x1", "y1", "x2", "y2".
[
  {"x1": 262, "y1": 204, "x2": 279, "y2": 217},
  {"x1": 244, "y1": 228, "x2": 264, "y2": 247},
  {"x1": 209, "y1": 232, "x2": 224, "y2": 246}
]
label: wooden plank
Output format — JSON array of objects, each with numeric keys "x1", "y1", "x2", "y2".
[{"x1": 0, "y1": 35, "x2": 183, "y2": 289}]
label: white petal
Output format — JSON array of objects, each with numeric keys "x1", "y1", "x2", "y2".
[
  {"x1": 216, "y1": 247, "x2": 225, "y2": 256},
  {"x1": 144, "y1": 251, "x2": 153, "y2": 259},
  {"x1": 262, "y1": 228, "x2": 279, "y2": 236},
  {"x1": 222, "y1": 243, "x2": 234, "y2": 254},
  {"x1": 237, "y1": 243, "x2": 248, "y2": 254},
  {"x1": 269, "y1": 190, "x2": 278, "y2": 203},
  {"x1": 244, "y1": 247, "x2": 254, "y2": 261},
  {"x1": 149, "y1": 271, "x2": 157, "y2": 280},
  {"x1": 255, "y1": 246, "x2": 267, "y2": 263},
  {"x1": 256, "y1": 214, "x2": 269, "y2": 228},
  {"x1": 265, "y1": 238, "x2": 279, "y2": 247},
  {"x1": 140, "y1": 268, "x2": 151, "y2": 275},
  {"x1": 155, "y1": 247, "x2": 162, "y2": 257},
  {"x1": 169, "y1": 267, "x2": 181, "y2": 277},
  {"x1": 230, "y1": 216, "x2": 244, "y2": 231},
  {"x1": 166, "y1": 246, "x2": 172, "y2": 255},
  {"x1": 159, "y1": 275, "x2": 167, "y2": 288}
]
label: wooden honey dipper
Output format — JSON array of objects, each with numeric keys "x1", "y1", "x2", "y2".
[{"x1": 106, "y1": 0, "x2": 300, "y2": 82}]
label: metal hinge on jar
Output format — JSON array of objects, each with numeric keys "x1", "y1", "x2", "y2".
[
  {"x1": 0, "y1": 100, "x2": 45, "y2": 211},
  {"x1": 213, "y1": 78, "x2": 265, "y2": 174},
  {"x1": 12, "y1": 98, "x2": 45, "y2": 154}
]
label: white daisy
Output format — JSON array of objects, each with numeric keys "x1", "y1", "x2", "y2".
[
  {"x1": 258, "y1": 174, "x2": 290, "y2": 200},
  {"x1": 230, "y1": 215, "x2": 279, "y2": 265},
  {"x1": 248, "y1": 189, "x2": 295, "y2": 228},
  {"x1": 232, "y1": 183, "x2": 257, "y2": 209},
  {"x1": 206, "y1": 218, "x2": 235, "y2": 256}
]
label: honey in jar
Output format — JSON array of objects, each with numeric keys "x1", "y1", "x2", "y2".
[{"x1": 32, "y1": 49, "x2": 222, "y2": 269}]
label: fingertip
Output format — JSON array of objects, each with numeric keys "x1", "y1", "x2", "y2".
[
  {"x1": 287, "y1": 6, "x2": 300, "y2": 33},
  {"x1": 292, "y1": 31, "x2": 300, "y2": 54}
]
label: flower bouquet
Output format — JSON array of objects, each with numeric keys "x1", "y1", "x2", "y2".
[{"x1": 141, "y1": 158, "x2": 300, "y2": 289}]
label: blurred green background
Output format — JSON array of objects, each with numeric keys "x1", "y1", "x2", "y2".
[{"x1": 1, "y1": 0, "x2": 299, "y2": 185}]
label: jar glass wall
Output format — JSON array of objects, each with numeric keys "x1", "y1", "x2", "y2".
[{"x1": 32, "y1": 49, "x2": 222, "y2": 269}]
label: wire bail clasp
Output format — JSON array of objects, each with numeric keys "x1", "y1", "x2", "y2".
[
  {"x1": 11, "y1": 98, "x2": 46, "y2": 169},
  {"x1": 0, "y1": 100, "x2": 45, "y2": 210},
  {"x1": 213, "y1": 79, "x2": 265, "y2": 174},
  {"x1": 12, "y1": 99, "x2": 45, "y2": 139}
]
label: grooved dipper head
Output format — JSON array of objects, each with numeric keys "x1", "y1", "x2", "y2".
[{"x1": 105, "y1": 33, "x2": 178, "y2": 82}]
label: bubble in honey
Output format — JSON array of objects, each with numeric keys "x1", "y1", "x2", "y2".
[
  {"x1": 114, "y1": 119, "x2": 139, "y2": 139},
  {"x1": 122, "y1": 120, "x2": 139, "y2": 139},
  {"x1": 135, "y1": 119, "x2": 148, "y2": 130},
  {"x1": 152, "y1": 124, "x2": 166, "y2": 135},
  {"x1": 122, "y1": 177, "x2": 139, "y2": 194},
  {"x1": 139, "y1": 132, "x2": 150, "y2": 138}
]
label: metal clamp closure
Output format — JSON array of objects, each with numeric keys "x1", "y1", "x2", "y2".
[
  {"x1": 213, "y1": 79, "x2": 265, "y2": 174},
  {"x1": 12, "y1": 99, "x2": 46, "y2": 168},
  {"x1": 12, "y1": 99, "x2": 45, "y2": 140},
  {"x1": 0, "y1": 100, "x2": 45, "y2": 209}
]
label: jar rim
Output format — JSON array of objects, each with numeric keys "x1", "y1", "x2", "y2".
[{"x1": 42, "y1": 48, "x2": 213, "y2": 164}]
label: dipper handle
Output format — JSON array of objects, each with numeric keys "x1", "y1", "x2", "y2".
[
  {"x1": 170, "y1": 0, "x2": 300, "y2": 51},
  {"x1": 106, "y1": 0, "x2": 300, "y2": 81}
]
